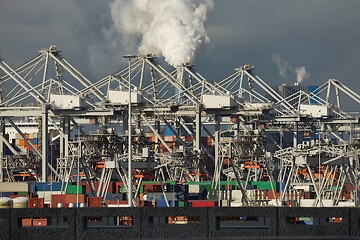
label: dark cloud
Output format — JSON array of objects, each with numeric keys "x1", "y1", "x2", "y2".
[
  {"x1": 196, "y1": 0, "x2": 360, "y2": 108},
  {"x1": 0, "y1": 0, "x2": 359, "y2": 109}
]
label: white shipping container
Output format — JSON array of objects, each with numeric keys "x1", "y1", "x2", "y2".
[
  {"x1": 300, "y1": 104, "x2": 331, "y2": 118},
  {"x1": 50, "y1": 94, "x2": 85, "y2": 109},
  {"x1": 231, "y1": 190, "x2": 243, "y2": 200},
  {"x1": 230, "y1": 201, "x2": 243, "y2": 207},
  {"x1": 0, "y1": 182, "x2": 31, "y2": 192},
  {"x1": 142, "y1": 148, "x2": 149, "y2": 158},
  {"x1": 299, "y1": 199, "x2": 315, "y2": 207},
  {"x1": 189, "y1": 185, "x2": 200, "y2": 194},
  {"x1": 202, "y1": 94, "x2": 235, "y2": 109},
  {"x1": 293, "y1": 185, "x2": 313, "y2": 192},
  {"x1": 337, "y1": 201, "x2": 356, "y2": 207},
  {"x1": 220, "y1": 200, "x2": 229, "y2": 206},
  {"x1": 244, "y1": 102, "x2": 272, "y2": 110},
  {"x1": 37, "y1": 191, "x2": 62, "y2": 204},
  {"x1": 108, "y1": 90, "x2": 143, "y2": 105},
  {"x1": 105, "y1": 161, "x2": 117, "y2": 168}
]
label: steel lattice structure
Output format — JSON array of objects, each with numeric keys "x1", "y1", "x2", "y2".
[{"x1": 0, "y1": 45, "x2": 359, "y2": 206}]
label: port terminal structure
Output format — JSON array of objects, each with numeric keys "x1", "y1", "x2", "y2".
[{"x1": 0, "y1": 45, "x2": 359, "y2": 207}]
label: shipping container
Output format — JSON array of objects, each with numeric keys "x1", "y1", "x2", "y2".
[
  {"x1": 12, "y1": 197, "x2": 28, "y2": 208},
  {"x1": 88, "y1": 197, "x2": 103, "y2": 207},
  {"x1": 28, "y1": 198, "x2": 44, "y2": 208},
  {"x1": 32, "y1": 218, "x2": 47, "y2": 226},
  {"x1": 188, "y1": 200, "x2": 217, "y2": 207},
  {"x1": 35, "y1": 182, "x2": 63, "y2": 191},
  {"x1": 22, "y1": 218, "x2": 33, "y2": 226},
  {"x1": 0, "y1": 182, "x2": 31, "y2": 193},
  {"x1": 66, "y1": 185, "x2": 86, "y2": 194},
  {"x1": 143, "y1": 184, "x2": 163, "y2": 193},
  {"x1": 37, "y1": 191, "x2": 62, "y2": 204},
  {"x1": 51, "y1": 194, "x2": 87, "y2": 206},
  {"x1": 251, "y1": 181, "x2": 281, "y2": 191},
  {"x1": 156, "y1": 199, "x2": 169, "y2": 207},
  {"x1": 66, "y1": 194, "x2": 87, "y2": 203}
]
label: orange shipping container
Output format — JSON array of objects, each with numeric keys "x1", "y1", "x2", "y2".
[
  {"x1": 32, "y1": 218, "x2": 47, "y2": 226},
  {"x1": 22, "y1": 218, "x2": 33, "y2": 226}
]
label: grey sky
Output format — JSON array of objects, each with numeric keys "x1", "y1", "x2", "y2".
[{"x1": 0, "y1": 0, "x2": 359, "y2": 109}]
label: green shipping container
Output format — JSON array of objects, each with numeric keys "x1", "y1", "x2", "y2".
[{"x1": 66, "y1": 185, "x2": 86, "y2": 194}]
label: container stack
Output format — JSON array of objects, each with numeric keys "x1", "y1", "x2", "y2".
[
  {"x1": 35, "y1": 182, "x2": 63, "y2": 206},
  {"x1": 15, "y1": 133, "x2": 39, "y2": 153}
]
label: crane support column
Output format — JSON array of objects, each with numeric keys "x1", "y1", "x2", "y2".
[
  {"x1": 42, "y1": 104, "x2": 49, "y2": 182},
  {"x1": 0, "y1": 117, "x2": 4, "y2": 182}
]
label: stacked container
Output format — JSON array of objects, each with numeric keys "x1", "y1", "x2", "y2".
[{"x1": 15, "y1": 132, "x2": 39, "y2": 153}]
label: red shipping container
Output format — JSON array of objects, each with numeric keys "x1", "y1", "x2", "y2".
[
  {"x1": 189, "y1": 200, "x2": 217, "y2": 207},
  {"x1": 143, "y1": 184, "x2": 162, "y2": 192},
  {"x1": 81, "y1": 182, "x2": 112, "y2": 194},
  {"x1": 304, "y1": 192, "x2": 310, "y2": 199},
  {"x1": 65, "y1": 194, "x2": 87, "y2": 203},
  {"x1": 266, "y1": 191, "x2": 281, "y2": 199},
  {"x1": 51, "y1": 194, "x2": 67, "y2": 206},
  {"x1": 52, "y1": 194, "x2": 87, "y2": 206},
  {"x1": 88, "y1": 197, "x2": 103, "y2": 207},
  {"x1": 28, "y1": 198, "x2": 44, "y2": 208},
  {"x1": 33, "y1": 218, "x2": 47, "y2": 226},
  {"x1": 22, "y1": 218, "x2": 32, "y2": 226}
]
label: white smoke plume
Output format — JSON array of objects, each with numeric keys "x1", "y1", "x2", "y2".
[
  {"x1": 294, "y1": 66, "x2": 310, "y2": 83},
  {"x1": 271, "y1": 54, "x2": 310, "y2": 83},
  {"x1": 271, "y1": 54, "x2": 291, "y2": 79},
  {"x1": 109, "y1": 0, "x2": 214, "y2": 67}
]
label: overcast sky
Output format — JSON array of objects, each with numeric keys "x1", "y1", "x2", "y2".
[{"x1": 0, "y1": 0, "x2": 359, "y2": 109}]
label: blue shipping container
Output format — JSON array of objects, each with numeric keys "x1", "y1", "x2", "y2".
[{"x1": 35, "y1": 182, "x2": 63, "y2": 191}]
